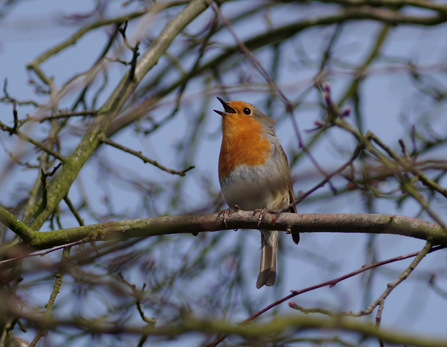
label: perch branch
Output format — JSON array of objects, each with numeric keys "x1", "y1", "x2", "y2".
[{"x1": 0, "y1": 211, "x2": 445, "y2": 257}]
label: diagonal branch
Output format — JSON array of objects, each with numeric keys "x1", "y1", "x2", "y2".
[
  {"x1": 0, "y1": 206, "x2": 36, "y2": 244},
  {"x1": 207, "y1": 242, "x2": 441, "y2": 346},
  {"x1": 290, "y1": 241, "x2": 433, "y2": 320},
  {"x1": 22, "y1": 0, "x2": 217, "y2": 231},
  {"x1": 100, "y1": 135, "x2": 194, "y2": 176},
  {"x1": 0, "y1": 121, "x2": 66, "y2": 162},
  {"x1": 28, "y1": 247, "x2": 71, "y2": 347}
]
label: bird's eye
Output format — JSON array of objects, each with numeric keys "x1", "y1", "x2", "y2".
[{"x1": 243, "y1": 108, "x2": 251, "y2": 115}]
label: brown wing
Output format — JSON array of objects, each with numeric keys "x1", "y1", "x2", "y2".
[
  {"x1": 289, "y1": 183, "x2": 300, "y2": 244},
  {"x1": 279, "y1": 144, "x2": 300, "y2": 245}
]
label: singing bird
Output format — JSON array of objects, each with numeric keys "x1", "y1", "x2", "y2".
[{"x1": 215, "y1": 97, "x2": 299, "y2": 288}]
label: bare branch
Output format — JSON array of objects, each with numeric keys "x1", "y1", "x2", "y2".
[
  {"x1": 208, "y1": 243, "x2": 441, "y2": 346},
  {"x1": 100, "y1": 135, "x2": 194, "y2": 176},
  {"x1": 0, "y1": 206, "x2": 35, "y2": 244},
  {"x1": 29, "y1": 247, "x2": 71, "y2": 347},
  {"x1": 22, "y1": 0, "x2": 212, "y2": 231},
  {"x1": 6, "y1": 305, "x2": 447, "y2": 346},
  {"x1": 63, "y1": 196, "x2": 84, "y2": 226},
  {"x1": 118, "y1": 272, "x2": 156, "y2": 326},
  {"x1": 40, "y1": 163, "x2": 62, "y2": 209},
  {"x1": 0, "y1": 211, "x2": 445, "y2": 256},
  {"x1": 0, "y1": 121, "x2": 66, "y2": 162}
]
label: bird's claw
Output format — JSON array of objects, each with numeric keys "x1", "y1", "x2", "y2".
[
  {"x1": 218, "y1": 206, "x2": 239, "y2": 228},
  {"x1": 253, "y1": 208, "x2": 269, "y2": 227}
]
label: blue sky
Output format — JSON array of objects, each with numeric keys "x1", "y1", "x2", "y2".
[{"x1": 1, "y1": 0, "x2": 447, "y2": 346}]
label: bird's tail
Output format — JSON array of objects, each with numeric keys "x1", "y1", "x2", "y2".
[{"x1": 256, "y1": 230, "x2": 278, "y2": 288}]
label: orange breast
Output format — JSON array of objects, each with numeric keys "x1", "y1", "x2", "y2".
[{"x1": 219, "y1": 115, "x2": 270, "y2": 179}]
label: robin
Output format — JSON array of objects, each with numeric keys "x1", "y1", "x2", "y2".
[{"x1": 214, "y1": 97, "x2": 300, "y2": 289}]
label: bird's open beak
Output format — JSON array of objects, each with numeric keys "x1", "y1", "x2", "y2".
[{"x1": 214, "y1": 97, "x2": 237, "y2": 116}]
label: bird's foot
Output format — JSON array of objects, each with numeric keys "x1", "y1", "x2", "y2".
[
  {"x1": 218, "y1": 205, "x2": 239, "y2": 228},
  {"x1": 253, "y1": 208, "x2": 270, "y2": 227}
]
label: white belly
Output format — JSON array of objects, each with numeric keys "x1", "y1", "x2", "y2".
[{"x1": 219, "y1": 164, "x2": 289, "y2": 211}]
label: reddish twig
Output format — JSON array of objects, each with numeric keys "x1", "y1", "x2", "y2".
[
  {"x1": 206, "y1": 244, "x2": 444, "y2": 347},
  {"x1": 278, "y1": 144, "x2": 362, "y2": 214},
  {"x1": 0, "y1": 240, "x2": 85, "y2": 266}
]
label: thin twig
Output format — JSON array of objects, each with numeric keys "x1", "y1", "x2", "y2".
[
  {"x1": 0, "y1": 240, "x2": 85, "y2": 266},
  {"x1": 118, "y1": 272, "x2": 156, "y2": 326},
  {"x1": 428, "y1": 274, "x2": 447, "y2": 299},
  {"x1": 63, "y1": 195, "x2": 84, "y2": 226},
  {"x1": 0, "y1": 121, "x2": 66, "y2": 162},
  {"x1": 23, "y1": 110, "x2": 98, "y2": 124},
  {"x1": 289, "y1": 242, "x2": 433, "y2": 326},
  {"x1": 128, "y1": 41, "x2": 140, "y2": 82},
  {"x1": 28, "y1": 247, "x2": 71, "y2": 347},
  {"x1": 279, "y1": 144, "x2": 362, "y2": 213},
  {"x1": 376, "y1": 300, "x2": 385, "y2": 347},
  {"x1": 206, "y1": 243, "x2": 441, "y2": 347},
  {"x1": 118, "y1": 20, "x2": 134, "y2": 50},
  {"x1": 41, "y1": 169, "x2": 48, "y2": 210},
  {"x1": 100, "y1": 135, "x2": 194, "y2": 176},
  {"x1": 364, "y1": 241, "x2": 432, "y2": 315},
  {"x1": 1, "y1": 78, "x2": 39, "y2": 107},
  {"x1": 207, "y1": 0, "x2": 335, "y2": 191},
  {"x1": 104, "y1": 56, "x2": 133, "y2": 66},
  {"x1": 9, "y1": 100, "x2": 18, "y2": 135},
  {"x1": 40, "y1": 163, "x2": 62, "y2": 209},
  {"x1": 369, "y1": 132, "x2": 447, "y2": 200}
]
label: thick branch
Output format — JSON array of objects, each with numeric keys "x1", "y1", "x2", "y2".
[
  {"x1": 6, "y1": 309, "x2": 447, "y2": 347},
  {"x1": 305, "y1": 0, "x2": 447, "y2": 15},
  {"x1": 0, "y1": 206, "x2": 36, "y2": 243},
  {"x1": 22, "y1": 0, "x2": 214, "y2": 230},
  {"x1": 108, "y1": 6, "x2": 447, "y2": 135},
  {"x1": 2, "y1": 211, "x2": 445, "y2": 254},
  {"x1": 151, "y1": 315, "x2": 447, "y2": 346}
]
